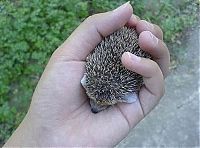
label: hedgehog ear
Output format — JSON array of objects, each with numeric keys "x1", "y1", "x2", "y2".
[
  {"x1": 122, "y1": 92, "x2": 139, "y2": 103},
  {"x1": 81, "y1": 74, "x2": 87, "y2": 89}
]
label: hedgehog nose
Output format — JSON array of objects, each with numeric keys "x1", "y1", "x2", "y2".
[{"x1": 91, "y1": 108, "x2": 99, "y2": 114}]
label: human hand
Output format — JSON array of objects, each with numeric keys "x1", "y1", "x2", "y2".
[{"x1": 5, "y1": 2, "x2": 170, "y2": 147}]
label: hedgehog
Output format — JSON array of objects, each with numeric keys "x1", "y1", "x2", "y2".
[{"x1": 81, "y1": 26, "x2": 151, "y2": 113}]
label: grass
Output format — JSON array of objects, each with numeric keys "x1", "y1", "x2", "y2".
[{"x1": 0, "y1": 0, "x2": 198, "y2": 145}]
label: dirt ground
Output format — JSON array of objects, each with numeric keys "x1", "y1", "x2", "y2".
[{"x1": 117, "y1": 24, "x2": 199, "y2": 147}]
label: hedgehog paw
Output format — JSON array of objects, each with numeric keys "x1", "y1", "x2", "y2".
[{"x1": 123, "y1": 92, "x2": 138, "y2": 103}]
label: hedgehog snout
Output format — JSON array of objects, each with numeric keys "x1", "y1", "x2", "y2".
[{"x1": 90, "y1": 99, "x2": 108, "y2": 113}]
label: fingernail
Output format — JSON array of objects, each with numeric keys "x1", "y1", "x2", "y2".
[
  {"x1": 113, "y1": 1, "x2": 130, "y2": 12},
  {"x1": 131, "y1": 14, "x2": 140, "y2": 21},
  {"x1": 130, "y1": 14, "x2": 138, "y2": 22},
  {"x1": 148, "y1": 31, "x2": 159, "y2": 47},
  {"x1": 135, "y1": 15, "x2": 140, "y2": 21},
  {"x1": 126, "y1": 52, "x2": 141, "y2": 63},
  {"x1": 143, "y1": 20, "x2": 154, "y2": 30}
]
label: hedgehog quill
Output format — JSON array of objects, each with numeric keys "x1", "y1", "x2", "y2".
[{"x1": 81, "y1": 26, "x2": 151, "y2": 113}]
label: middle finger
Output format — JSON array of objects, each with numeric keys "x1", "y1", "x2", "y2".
[
  {"x1": 136, "y1": 20, "x2": 163, "y2": 40},
  {"x1": 139, "y1": 31, "x2": 170, "y2": 78}
]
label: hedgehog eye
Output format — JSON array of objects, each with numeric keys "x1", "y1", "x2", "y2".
[{"x1": 97, "y1": 100, "x2": 101, "y2": 104}]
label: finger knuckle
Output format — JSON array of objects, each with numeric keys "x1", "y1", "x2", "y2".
[
  {"x1": 85, "y1": 14, "x2": 98, "y2": 23},
  {"x1": 151, "y1": 60, "x2": 159, "y2": 72}
]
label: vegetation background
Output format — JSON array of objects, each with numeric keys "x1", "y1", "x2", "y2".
[{"x1": 0, "y1": 0, "x2": 198, "y2": 145}]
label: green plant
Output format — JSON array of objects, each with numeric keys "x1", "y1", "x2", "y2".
[
  {"x1": 0, "y1": 0, "x2": 88, "y2": 144},
  {"x1": 91, "y1": 0, "x2": 198, "y2": 43},
  {"x1": 0, "y1": 0, "x2": 198, "y2": 145}
]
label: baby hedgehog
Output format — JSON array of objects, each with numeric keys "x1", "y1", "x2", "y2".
[{"x1": 81, "y1": 26, "x2": 151, "y2": 113}]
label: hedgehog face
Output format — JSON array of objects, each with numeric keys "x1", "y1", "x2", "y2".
[
  {"x1": 85, "y1": 83, "x2": 118, "y2": 113},
  {"x1": 89, "y1": 99, "x2": 109, "y2": 113},
  {"x1": 81, "y1": 74, "x2": 118, "y2": 112}
]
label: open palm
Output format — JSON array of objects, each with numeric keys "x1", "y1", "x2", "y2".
[{"x1": 5, "y1": 2, "x2": 169, "y2": 147}]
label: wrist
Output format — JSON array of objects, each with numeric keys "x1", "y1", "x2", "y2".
[{"x1": 4, "y1": 113, "x2": 38, "y2": 147}]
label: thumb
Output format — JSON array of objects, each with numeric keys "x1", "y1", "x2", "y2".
[{"x1": 53, "y1": 2, "x2": 133, "y2": 61}]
